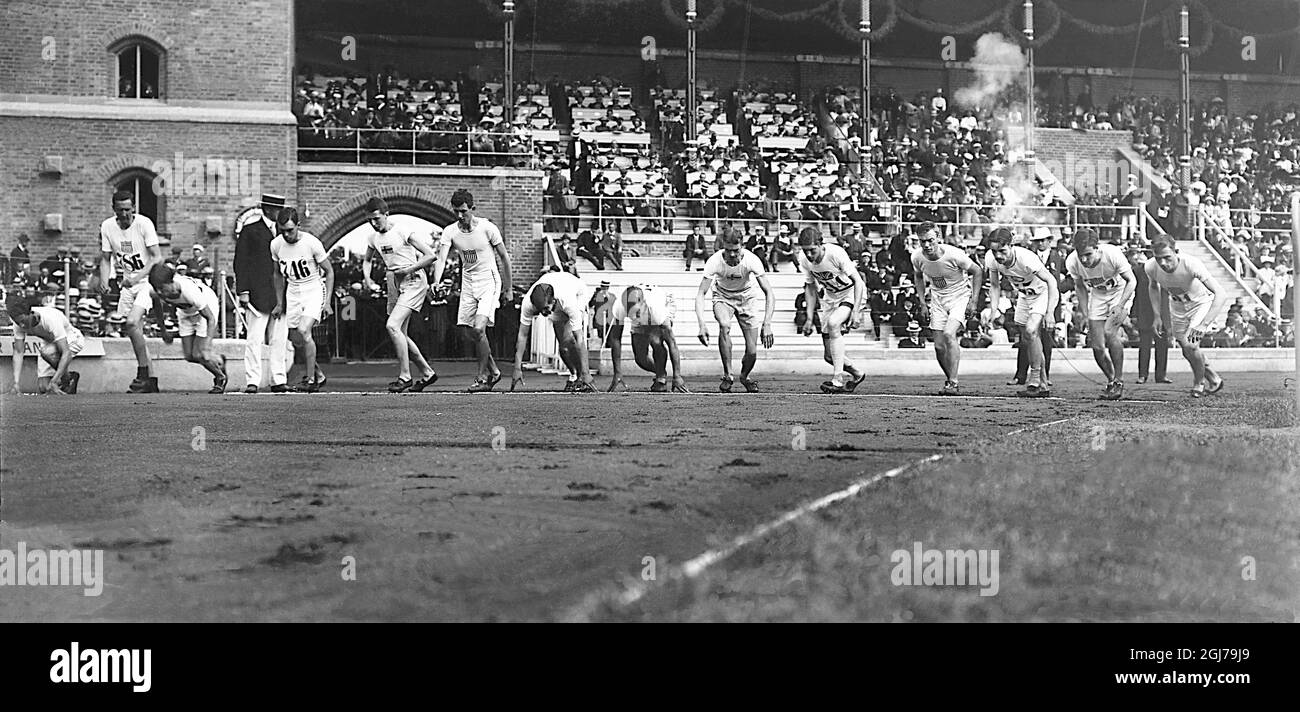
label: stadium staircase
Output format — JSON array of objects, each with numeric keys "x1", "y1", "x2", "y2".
[
  {"x1": 1179, "y1": 237, "x2": 1275, "y2": 324},
  {"x1": 573, "y1": 255, "x2": 901, "y2": 372}
]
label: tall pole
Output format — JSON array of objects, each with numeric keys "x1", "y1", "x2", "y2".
[
  {"x1": 1292, "y1": 191, "x2": 1299, "y2": 419},
  {"x1": 1023, "y1": 1, "x2": 1035, "y2": 166},
  {"x1": 1179, "y1": 5, "x2": 1192, "y2": 190},
  {"x1": 687, "y1": 0, "x2": 698, "y2": 144},
  {"x1": 504, "y1": 1, "x2": 516, "y2": 127},
  {"x1": 860, "y1": 0, "x2": 871, "y2": 149}
]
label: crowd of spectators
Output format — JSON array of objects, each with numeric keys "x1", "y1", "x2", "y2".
[{"x1": 1, "y1": 236, "x2": 227, "y2": 338}]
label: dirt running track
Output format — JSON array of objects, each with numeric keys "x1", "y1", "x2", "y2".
[{"x1": 0, "y1": 370, "x2": 1289, "y2": 621}]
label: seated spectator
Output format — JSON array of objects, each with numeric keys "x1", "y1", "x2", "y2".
[
  {"x1": 898, "y1": 321, "x2": 926, "y2": 348},
  {"x1": 768, "y1": 226, "x2": 799, "y2": 272},
  {"x1": 576, "y1": 229, "x2": 604, "y2": 270},
  {"x1": 745, "y1": 227, "x2": 771, "y2": 271},
  {"x1": 185, "y1": 245, "x2": 210, "y2": 276},
  {"x1": 683, "y1": 226, "x2": 709, "y2": 271},
  {"x1": 555, "y1": 234, "x2": 578, "y2": 275},
  {"x1": 600, "y1": 229, "x2": 623, "y2": 271}
]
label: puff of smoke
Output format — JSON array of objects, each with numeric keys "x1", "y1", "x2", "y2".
[{"x1": 955, "y1": 33, "x2": 1027, "y2": 110}]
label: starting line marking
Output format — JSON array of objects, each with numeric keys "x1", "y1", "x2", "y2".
[
  {"x1": 228, "y1": 390, "x2": 1167, "y2": 404},
  {"x1": 560, "y1": 416, "x2": 1077, "y2": 623}
]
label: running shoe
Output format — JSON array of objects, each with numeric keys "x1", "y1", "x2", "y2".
[
  {"x1": 467, "y1": 373, "x2": 502, "y2": 393},
  {"x1": 843, "y1": 371, "x2": 867, "y2": 393},
  {"x1": 388, "y1": 378, "x2": 413, "y2": 393},
  {"x1": 209, "y1": 373, "x2": 228, "y2": 395},
  {"x1": 820, "y1": 380, "x2": 847, "y2": 394},
  {"x1": 409, "y1": 371, "x2": 438, "y2": 392},
  {"x1": 719, "y1": 375, "x2": 735, "y2": 393},
  {"x1": 1206, "y1": 375, "x2": 1225, "y2": 394},
  {"x1": 739, "y1": 376, "x2": 760, "y2": 393}
]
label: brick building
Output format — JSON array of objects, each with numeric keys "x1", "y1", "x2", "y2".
[
  {"x1": 0, "y1": 0, "x2": 297, "y2": 273},
  {"x1": 0, "y1": 0, "x2": 547, "y2": 282}
]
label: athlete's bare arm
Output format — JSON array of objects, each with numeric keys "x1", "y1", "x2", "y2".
[
  {"x1": 1194, "y1": 273, "x2": 1229, "y2": 338},
  {"x1": 510, "y1": 317, "x2": 532, "y2": 390},
  {"x1": 493, "y1": 240, "x2": 513, "y2": 300},
  {"x1": 694, "y1": 276, "x2": 713, "y2": 346},
  {"x1": 756, "y1": 274, "x2": 775, "y2": 348},
  {"x1": 8, "y1": 321, "x2": 26, "y2": 392},
  {"x1": 965, "y1": 261, "x2": 984, "y2": 318}
]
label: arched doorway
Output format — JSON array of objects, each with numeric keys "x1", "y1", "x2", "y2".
[
  {"x1": 314, "y1": 196, "x2": 456, "y2": 250},
  {"x1": 318, "y1": 202, "x2": 462, "y2": 363}
]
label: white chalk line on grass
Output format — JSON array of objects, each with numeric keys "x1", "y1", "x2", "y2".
[{"x1": 560, "y1": 415, "x2": 1077, "y2": 623}]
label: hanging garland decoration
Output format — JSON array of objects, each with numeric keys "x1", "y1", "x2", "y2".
[
  {"x1": 1210, "y1": 17, "x2": 1300, "y2": 41},
  {"x1": 1159, "y1": 0, "x2": 1214, "y2": 58},
  {"x1": 893, "y1": 2, "x2": 1002, "y2": 36},
  {"x1": 1002, "y1": 0, "x2": 1062, "y2": 48},
  {"x1": 659, "y1": 0, "x2": 728, "y2": 34},
  {"x1": 1057, "y1": 6, "x2": 1163, "y2": 36},
  {"x1": 475, "y1": 0, "x2": 1294, "y2": 51}
]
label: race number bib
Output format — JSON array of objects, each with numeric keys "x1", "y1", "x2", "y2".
[
  {"x1": 121, "y1": 254, "x2": 145, "y2": 271},
  {"x1": 1085, "y1": 276, "x2": 1118, "y2": 291},
  {"x1": 811, "y1": 271, "x2": 852, "y2": 293}
]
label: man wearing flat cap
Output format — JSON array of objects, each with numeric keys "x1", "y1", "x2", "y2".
[{"x1": 234, "y1": 194, "x2": 290, "y2": 393}]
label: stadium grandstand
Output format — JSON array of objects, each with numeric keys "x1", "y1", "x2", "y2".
[
  {"x1": 5, "y1": 0, "x2": 1300, "y2": 639},
  {"x1": 1, "y1": 0, "x2": 1297, "y2": 385}
]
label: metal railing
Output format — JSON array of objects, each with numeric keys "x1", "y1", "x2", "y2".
[
  {"x1": 540, "y1": 196, "x2": 1145, "y2": 243},
  {"x1": 217, "y1": 269, "x2": 247, "y2": 339},
  {"x1": 297, "y1": 127, "x2": 539, "y2": 165},
  {"x1": 1192, "y1": 207, "x2": 1278, "y2": 320}
]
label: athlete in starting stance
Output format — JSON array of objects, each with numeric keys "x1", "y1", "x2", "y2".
[
  {"x1": 797, "y1": 227, "x2": 867, "y2": 394},
  {"x1": 1065, "y1": 227, "x2": 1136, "y2": 400},
  {"x1": 695, "y1": 228, "x2": 775, "y2": 392},
  {"x1": 985, "y1": 227, "x2": 1059, "y2": 398},
  {"x1": 1144, "y1": 235, "x2": 1227, "y2": 397},
  {"x1": 433, "y1": 189, "x2": 513, "y2": 392},
  {"x1": 607, "y1": 284, "x2": 689, "y2": 393},
  {"x1": 910, "y1": 222, "x2": 983, "y2": 395},
  {"x1": 148, "y1": 263, "x2": 228, "y2": 394},
  {"x1": 511, "y1": 270, "x2": 596, "y2": 392},
  {"x1": 6, "y1": 295, "x2": 82, "y2": 395},
  {"x1": 271, "y1": 208, "x2": 334, "y2": 392}
]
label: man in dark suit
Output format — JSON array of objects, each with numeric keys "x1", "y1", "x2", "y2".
[
  {"x1": 1129, "y1": 247, "x2": 1170, "y2": 383},
  {"x1": 234, "y1": 193, "x2": 289, "y2": 393},
  {"x1": 7, "y1": 233, "x2": 32, "y2": 283}
]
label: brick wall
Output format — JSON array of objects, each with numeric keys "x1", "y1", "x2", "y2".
[
  {"x1": 1030, "y1": 128, "x2": 1139, "y2": 196},
  {"x1": 0, "y1": 116, "x2": 294, "y2": 272},
  {"x1": 296, "y1": 168, "x2": 546, "y2": 277},
  {"x1": 2, "y1": 0, "x2": 291, "y2": 101}
]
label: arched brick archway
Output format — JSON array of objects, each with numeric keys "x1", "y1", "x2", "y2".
[{"x1": 310, "y1": 188, "x2": 456, "y2": 249}]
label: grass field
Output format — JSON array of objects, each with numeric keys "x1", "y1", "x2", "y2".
[{"x1": 1, "y1": 365, "x2": 1296, "y2": 622}]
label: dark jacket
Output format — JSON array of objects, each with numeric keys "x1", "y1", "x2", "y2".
[
  {"x1": 1130, "y1": 260, "x2": 1156, "y2": 329},
  {"x1": 234, "y1": 216, "x2": 279, "y2": 313}
]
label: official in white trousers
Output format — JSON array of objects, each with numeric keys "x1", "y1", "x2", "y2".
[{"x1": 242, "y1": 300, "x2": 289, "y2": 388}]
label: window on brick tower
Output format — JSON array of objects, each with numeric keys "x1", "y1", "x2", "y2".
[{"x1": 114, "y1": 41, "x2": 162, "y2": 99}]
